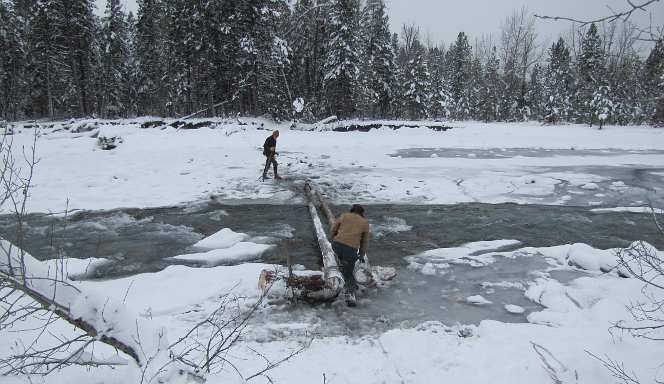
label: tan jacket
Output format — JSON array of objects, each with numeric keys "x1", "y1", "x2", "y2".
[{"x1": 331, "y1": 213, "x2": 370, "y2": 255}]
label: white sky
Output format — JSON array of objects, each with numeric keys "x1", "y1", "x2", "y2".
[
  {"x1": 386, "y1": 0, "x2": 664, "y2": 45},
  {"x1": 98, "y1": 0, "x2": 663, "y2": 47}
]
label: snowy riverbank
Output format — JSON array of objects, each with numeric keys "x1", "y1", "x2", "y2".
[
  {"x1": 5, "y1": 118, "x2": 664, "y2": 213},
  {"x1": 1, "y1": 119, "x2": 663, "y2": 383}
]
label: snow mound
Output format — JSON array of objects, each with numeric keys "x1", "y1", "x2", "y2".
[
  {"x1": 194, "y1": 228, "x2": 249, "y2": 250},
  {"x1": 406, "y1": 240, "x2": 523, "y2": 275},
  {"x1": 44, "y1": 257, "x2": 112, "y2": 280},
  {"x1": 536, "y1": 243, "x2": 618, "y2": 272},
  {"x1": 173, "y1": 242, "x2": 273, "y2": 266}
]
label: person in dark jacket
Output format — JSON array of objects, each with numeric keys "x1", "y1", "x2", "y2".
[
  {"x1": 330, "y1": 204, "x2": 370, "y2": 306},
  {"x1": 262, "y1": 130, "x2": 282, "y2": 181}
]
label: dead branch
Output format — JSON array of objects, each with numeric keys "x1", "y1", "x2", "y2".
[
  {"x1": 535, "y1": 0, "x2": 661, "y2": 26},
  {"x1": 586, "y1": 350, "x2": 641, "y2": 384},
  {"x1": 532, "y1": 342, "x2": 578, "y2": 384}
]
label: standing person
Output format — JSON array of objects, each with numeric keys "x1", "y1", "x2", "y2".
[
  {"x1": 330, "y1": 204, "x2": 370, "y2": 307},
  {"x1": 262, "y1": 130, "x2": 282, "y2": 181}
]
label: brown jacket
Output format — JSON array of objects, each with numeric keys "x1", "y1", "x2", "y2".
[{"x1": 331, "y1": 212, "x2": 370, "y2": 255}]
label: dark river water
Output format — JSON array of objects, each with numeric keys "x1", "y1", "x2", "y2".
[{"x1": 1, "y1": 201, "x2": 661, "y2": 336}]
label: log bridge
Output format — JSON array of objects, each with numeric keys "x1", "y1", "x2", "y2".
[{"x1": 259, "y1": 181, "x2": 377, "y2": 301}]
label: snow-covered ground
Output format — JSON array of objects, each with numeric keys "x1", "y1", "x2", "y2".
[
  {"x1": 2, "y1": 119, "x2": 664, "y2": 383},
  {"x1": 3, "y1": 236, "x2": 663, "y2": 383},
  {"x1": 9, "y1": 118, "x2": 664, "y2": 213}
]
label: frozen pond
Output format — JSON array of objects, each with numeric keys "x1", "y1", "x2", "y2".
[{"x1": 1, "y1": 201, "x2": 662, "y2": 336}]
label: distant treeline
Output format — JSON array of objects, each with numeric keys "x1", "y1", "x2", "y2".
[{"x1": 0, "y1": 0, "x2": 662, "y2": 125}]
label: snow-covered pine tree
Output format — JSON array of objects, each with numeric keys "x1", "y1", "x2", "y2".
[
  {"x1": 0, "y1": 1, "x2": 23, "y2": 120},
  {"x1": 322, "y1": 0, "x2": 360, "y2": 118},
  {"x1": 645, "y1": 39, "x2": 664, "y2": 125},
  {"x1": 527, "y1": 63, "x2": 544, "y2": 121},
  {"x1": 543, "y1": 38, "x2": 573, "y2": 123},
  {"x1": 467, "y1": 56, "x2": 483, "y2": 120},
  {"x1": 287, "y1": 0, "x2": 331, "y2": 119},
  {"x1": 24, "y1": 0, "x2": 61, "y2": 118},
  {"x1": 590, "y1": 85, "x2": 613, "y2": 129},
  {"x1": 101, "y1": 0, "x2": 129, "y2": 117},
  {"x1": 479, "y1": 46, "x2": 501, "y2": 122},
  {"x1": 247, "y1": 0, "x2": 292, "y2": 118},
  {"x1": 390, "y1": 31, "x2": 404, "y2": 117},
  {"x1": 610, "y1": 53, "x2": 646, "y2": 125},
  {"x1": 161, "y1": 0, "x2": 196, "y2": 116},
  {"x1": 447, "y1": 32, "x2": 472, "y2": 120},
  {"x1": 58, "y1": 0, "x2": 99, "y2": 117},
  {"x1": 402, "y1": 36, "x2": 430, "y2": 119},
  {"x1": 428, "y1": 44, "x2": 453, "y2": 119},
  {"x1": 123, "y1": 12, "x2": 139, "y2": 117},
  {"x1": 357, "y1": 0, "x2": 396, "y2": 118},
  {"x1": 577, "y1": 23, "x2": 605, "y2": 126},
  {"x1": 135, "y1": 0, "x2": 165, "y2": 115}
]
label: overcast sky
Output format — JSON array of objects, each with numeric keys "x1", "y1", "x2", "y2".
[
  {"x1": 98, "y1": 0, "x2": 663, "y2": 47},
  {"x1": 386, "y1": 0, "x2": 663, "y2": 45}
]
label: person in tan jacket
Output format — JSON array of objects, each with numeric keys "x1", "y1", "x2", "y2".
[{"x1": 330, "y1": 204, "x2": 370, "y2": 306}]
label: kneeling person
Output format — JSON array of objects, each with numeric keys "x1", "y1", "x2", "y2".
[{"x1": 330, "y1": 204, "x2": 370, "y2": 307}]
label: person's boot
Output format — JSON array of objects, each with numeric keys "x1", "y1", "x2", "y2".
[
  {"x1": 345, "y1": 291, "x2": 357, "y2": 307},
  {"x1": 262, "y1": 173, "x2": 270, "y2": 181},
  {"x1": 273, "y1": 164, "x2": 283, "y2": 180}
]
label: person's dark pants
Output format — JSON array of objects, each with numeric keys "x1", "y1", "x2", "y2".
[
  {"x1": 263, "y1": 154, "x2": 277, "y2": 177},
  {"x1": 332, "y1": 241, "x2": 359, "y2": 293}
]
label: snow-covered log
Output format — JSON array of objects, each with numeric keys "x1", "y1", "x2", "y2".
[
  {"x1": 0, "y1": 241, "x2": 150, "y2": 366},
  {"x1": 303, "y1": 183, "x2": 344, "y2": 296}
]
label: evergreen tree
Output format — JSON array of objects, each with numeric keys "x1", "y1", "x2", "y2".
[
  {"x1": 322, "y1": 0, "x2": 360, "y2": 118},
  {"x1": 59, "y1": 0, "x2": 99, "y2": 116},
  {"x1": 611, "y1": 54, "x2": 646, "y2": 124},
  {"x1": 479, "y1": 46, "x2": 501, "y2": 122},
  {"x1": 101, "y1": 0, "x2": 129, "y2": 117},
  {"x1": 288, "y1": 0, "x2": 330, "y2": 119},
  {"x1": 543, "y1": 38, "x2": 573, "y2": 123},
  {"x1": 577, "y1": 23, "x2": 605, "y2": 125},
  {"x1": 402, "y1": 37, "x2": 429, "y2": 119},
  {"x1": 590, "y1": 85, "x2": 613, "y2": 128},
  {"x1": 0, "y1": 1, "x2": 23, "y2": 119},
  {"x1": 428, "y1": 45, "x2": 453, "y2": 119},
  {"x1": 527, "y1": 64, "x2": 544, "y2": 121},
  {"x1": 645, "y1": 39, "x2": 664, "y2": 125},
  {"x1": 135, "y1": 0, "x2": 164, "y2": 115},
  {"x1": 123, "y1": 12, "x2": 139, "y2": 117},
  {"x1": 467, "y1": 57, "x2": 483, "y2": 120},
  {"x1": 447, "y1": 32, "x2": 472, "y2": 119},
  {"x1": 357, "y1": 0, "x2": 396, "y2": 118}
]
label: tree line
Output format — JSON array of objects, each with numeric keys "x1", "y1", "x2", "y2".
[{"x1": 0, "y1": 0, "x2": 663, "y2": 125}]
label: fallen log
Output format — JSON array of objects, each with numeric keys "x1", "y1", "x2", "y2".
[
  {"x1": 304, "y1": 184, "x2": 344, "y2": 295},
  {"x1": 310, "y1": 186, "x2": 377, "y2": 288}
]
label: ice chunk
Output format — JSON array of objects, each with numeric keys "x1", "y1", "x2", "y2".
[
  {"x1": 504, "y1": 304, "x2": 525, "y2": 314},
  {"x1": 173, "y1": 242, "x2": 273, "y2": 266},
  {"x1": 466, "y1": 295, "x2": 492, "y2": 305},
  {"x1": 194, "y1": 228, "x2": 248, "y2": 250}
]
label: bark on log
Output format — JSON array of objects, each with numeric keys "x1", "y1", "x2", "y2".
[{"x1": 314, "y1": 190, "x2": 336, "y2": 229}]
